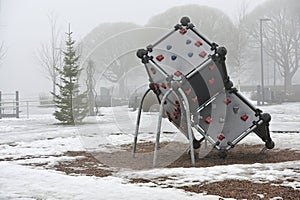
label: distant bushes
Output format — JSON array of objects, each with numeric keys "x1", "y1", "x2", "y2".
[{"x1": 38, "y1": 93, "x2": 53, "y2": 106}]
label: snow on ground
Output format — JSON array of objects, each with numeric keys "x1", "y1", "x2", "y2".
[
  {"x1": 0, "y1": 162, "x2": 218, "y2": 200},
  {"x1": 118, "y1": 160, "x2": 300, "y2": 190},
  {"x1": 0, "y1": 102, "x2": 300, "y2": 199}
]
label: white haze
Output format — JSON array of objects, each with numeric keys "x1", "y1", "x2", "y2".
[{"x1": 0, "y1": 0, "x2": 266, "y2": 98}]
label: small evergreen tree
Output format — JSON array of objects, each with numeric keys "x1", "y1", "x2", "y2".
[{"x1": 52, "y1": 25, "x2": 88, "y2": 125}]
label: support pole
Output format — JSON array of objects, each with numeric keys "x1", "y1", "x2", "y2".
[
  {"x1": 26, "y1": 101, "x2": 29, "y2": 119},
  {"x1": 132, "y1": 88, "x2": 151, "y2": 157},
  {"x1": 178, "y1": 88, "x2": 195, "y2": 167},
  {"x1": 0, "y1": 91, "x2": 2, "y2": 119},
  {"x1": 259, "y1": 18, "x2": 271, "y2": 105},
  {"x1": 16, "y1": 91, "x2": 19, "y2": 118},
  {"x1": 260, "y1": 19, "x2": 265, "y2": 106},
  {"x1": 153, "y1": 89, "x2": 172, "y2": 167}
]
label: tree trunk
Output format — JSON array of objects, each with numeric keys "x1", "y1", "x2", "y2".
[{"x1": 284, "y1": 73, "x2": 293, "y2": 95}]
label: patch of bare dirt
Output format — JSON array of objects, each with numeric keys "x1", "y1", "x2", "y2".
[
  {"x1": 129, "y1": 178, "x2": 152, "y2": 184},
  {"x1": 168, "y1": 144, "x2": 300, "y2": 168},
  {"x1": 4, "y1": 141, "x2": 299, "y2": 199},
  {"x1": 128, "y1": 177, "x2": 300, "y2": 199},
  {"x1": 122, "y1": 141, "x2": 169, "y2": 153},
  {"x1": 94, "y1": 142, "x2": 300, "y2": 169},
  {"x1": 178, "y1": 179, "x2": 300, "y2": 200},
  {"x1": 53, "y1": 151, "x2": 113, "y2": 177},
  {"x1": 110, "y1": 142, "x2": 300, "y2": 199},
  {"x1": 0, "y1": 151, "x2": 113, "y2": 177}
]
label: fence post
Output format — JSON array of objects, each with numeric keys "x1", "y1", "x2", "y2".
[
  {"x1": 26, "y1": 101, "x2": 29, "y2": 118},
  {"x1": 0, "y1": 91, "x2": 2, "y2": 119},
  {"x1": 16, "y1": 91, "x2": 19, "y2": 118},
  {"x1": 257, "y1": 85, "x2": 261, "y2": 106}
]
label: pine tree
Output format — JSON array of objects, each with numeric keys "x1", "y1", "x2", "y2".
[{"x1": 52, "y1": 25, "x2": 88, "y2": 125}]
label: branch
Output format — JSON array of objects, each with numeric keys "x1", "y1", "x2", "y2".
[{"x1": 0, "y1": 42, "x2": 7, "y2": 62}]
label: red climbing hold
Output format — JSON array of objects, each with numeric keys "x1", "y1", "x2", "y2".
[
  {"x1": 208, "y1": 77, "x2": 215, "y2": 85},
  {"x1": 192, "y1": 96, "x2": 198, "y2": 103},
  {"x1": 165, "y1": 111, "x2": 170, "y2": 118},
  {"x1": 173, "y1": 109, "x2": 179, "y2": 119},
  {"x1": 241, "y1": 114, "x2": 249, "y2": 121},
  {"x1": 218, "y1": 133, "x2": 225, "y2": 140},
  {"x1": 224, "y1": 97, "x2": 231, "y2": 105},
  {"x1": 195, "y1": 40, "x2": 203, "y2": 47},
  {"x1": 156, "y1": 54, "x2": 164, "y2": 61},
  {"x1": 179, "y1": 28, "x2": 187, "y2": 34},
  {"x1": 174, "y1": 70, "x2": 182, "y2": 76},
  {"x1": 174, "y1": 100, "x2": 180, "y2": 108},
  {"x1": 205, "y1": 116, "x2": 212, "y2": 124},
  {"x1": 153, "y1": 83, "x2": 159, "y2": 91},
  {"x1": 199, "y1": 51, "x2": 207, "y2": 58},
  {"x1": 185, "y1": 88, "x2": 192, "y2": 95}
]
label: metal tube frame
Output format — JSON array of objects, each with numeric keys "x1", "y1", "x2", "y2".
[
  {"x1": 178, "y1": 87, "x2": 195, "y2": 167},
  {"x1": 153, "y1": 89, "x2": 173, "y2": 167},
  {"x1": 153, "y1": 88, "x2": 196, "y2": 167},
  {"x1": 132, "y1": 88, "x2": 152, "y2": 157},
  {"x1": 132, "y1": 85, "x2": 197, "y2": 167},
  {"x1": 226, "y1": 120, "x2": 263, "y2": 150}
]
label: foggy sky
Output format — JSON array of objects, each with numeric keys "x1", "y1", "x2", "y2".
[{"x1": 0, "y1": 0, "x2": 266, "y2": 98}]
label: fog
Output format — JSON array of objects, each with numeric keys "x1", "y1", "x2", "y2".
[{"x1": 0, "y1": 0, "x2": 265, "y2": 97}]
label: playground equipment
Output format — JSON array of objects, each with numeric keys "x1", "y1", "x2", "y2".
[
  {"x1": 0, "y1": 91, "x2": 20, "y2": 118},
  {"x1": 133, "y1": 17, "x2": 275, "y2": 167}
]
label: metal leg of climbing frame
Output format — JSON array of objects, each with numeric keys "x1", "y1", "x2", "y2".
[
  {"x1": 178, "y1": 88, "x2": 195, "y2": 167},
  {"x1": 153, "y1": 89, "x2": 172, "y2": 168},
  {"x1": 133, "y1": 88, "x2": 151, "y2": 158}
]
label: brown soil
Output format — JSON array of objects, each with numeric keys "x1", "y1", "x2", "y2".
[
  {"x1": 180, "y1": 180, "x2": 300, "y2": 200},
  {"x1": 179, "y1": 179, "x2": 300, "y2": 200},
  {"x1": 91, "y1": 142, "x2": 300, "y2": 169},
  {"x1": 129, "y1": 177, "x2": 300, "y2": 199},
  {"x1": 53, "y1": 151, "x2": 113, "y2": 177},
  {"x1": 168, "y1": 143, "x2": 300, "y2": 168},
  {"x1": 123, "y1": 142, "x2": 300, "y2": 199},
  {"x1": 15, "y1": 142, "x2": 299, "y2": 199}
]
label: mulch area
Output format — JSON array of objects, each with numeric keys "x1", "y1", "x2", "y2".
[
  {"x1": 53, "y1": 151, "x2": 113, "y2": 177},
  {"x1": 90, "y1": 141, "x2": 300, "y2": 169},
  {"x1": 128, "y1": 178, "x2": 300, "y2": 199},
  {"x1": 168, "y1": 143, "x2": 300, "y2": 168},
  {"x1": 51, "y1": 141, "x2": 300, "y2": 175},
  {"x1": 179, "y1": 179, "x2": 300, "y2": 200},
  {"x1": 16, "y1": 141, "x2": 299, "y2": 199}
]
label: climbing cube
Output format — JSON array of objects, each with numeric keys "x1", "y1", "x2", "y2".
[{"x1": 134, "y1": 17, "x2": 274, "y2": 166}]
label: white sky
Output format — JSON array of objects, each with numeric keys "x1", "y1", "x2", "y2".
[{"x1": 0, "y1": 0, "x2": 266, "y2": 97}]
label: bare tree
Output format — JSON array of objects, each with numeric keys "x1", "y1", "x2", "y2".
[
  {"x1": 231, "y1": 1, "x2": 250, "y2": 89},
  {"x1": 80, "y1": 22, "x2": 142, "y2": 98},
  {"x1": 37, "y1": 12, "x2": 62, "y2": 97},
  {"x1": 263, "y1": 2, "x2": 300, "y2": 94},
  {"x1": 244, "y1": 0, "x2": 300, "y2": 95}
]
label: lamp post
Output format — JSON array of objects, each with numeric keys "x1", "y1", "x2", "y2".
[{"x1": 260, "y1": 18, "x2": 271, "y2": 105}]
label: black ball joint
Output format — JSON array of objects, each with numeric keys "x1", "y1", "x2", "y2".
[
  {"x1": 217, "y1": 47, "x2": 227, "y2": 57},
  {"x1": 193, "y1": 139, "x2": 201, "y2": 149},
  {"x1": 265, "y1": 140, "x2": 275, "y2": 149},
  {"x1": 136, "y1": 49, "x2": 148, "y2": 59},
  {"x1": 261, "y1": 113, "x2": 271, "y2": 124},
  {"x1": 218, "y1": 149, "x2": 228, "y2": 159},
  {"x1": 180, "y1": 16, "x2": 191, "y2": 26}
]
